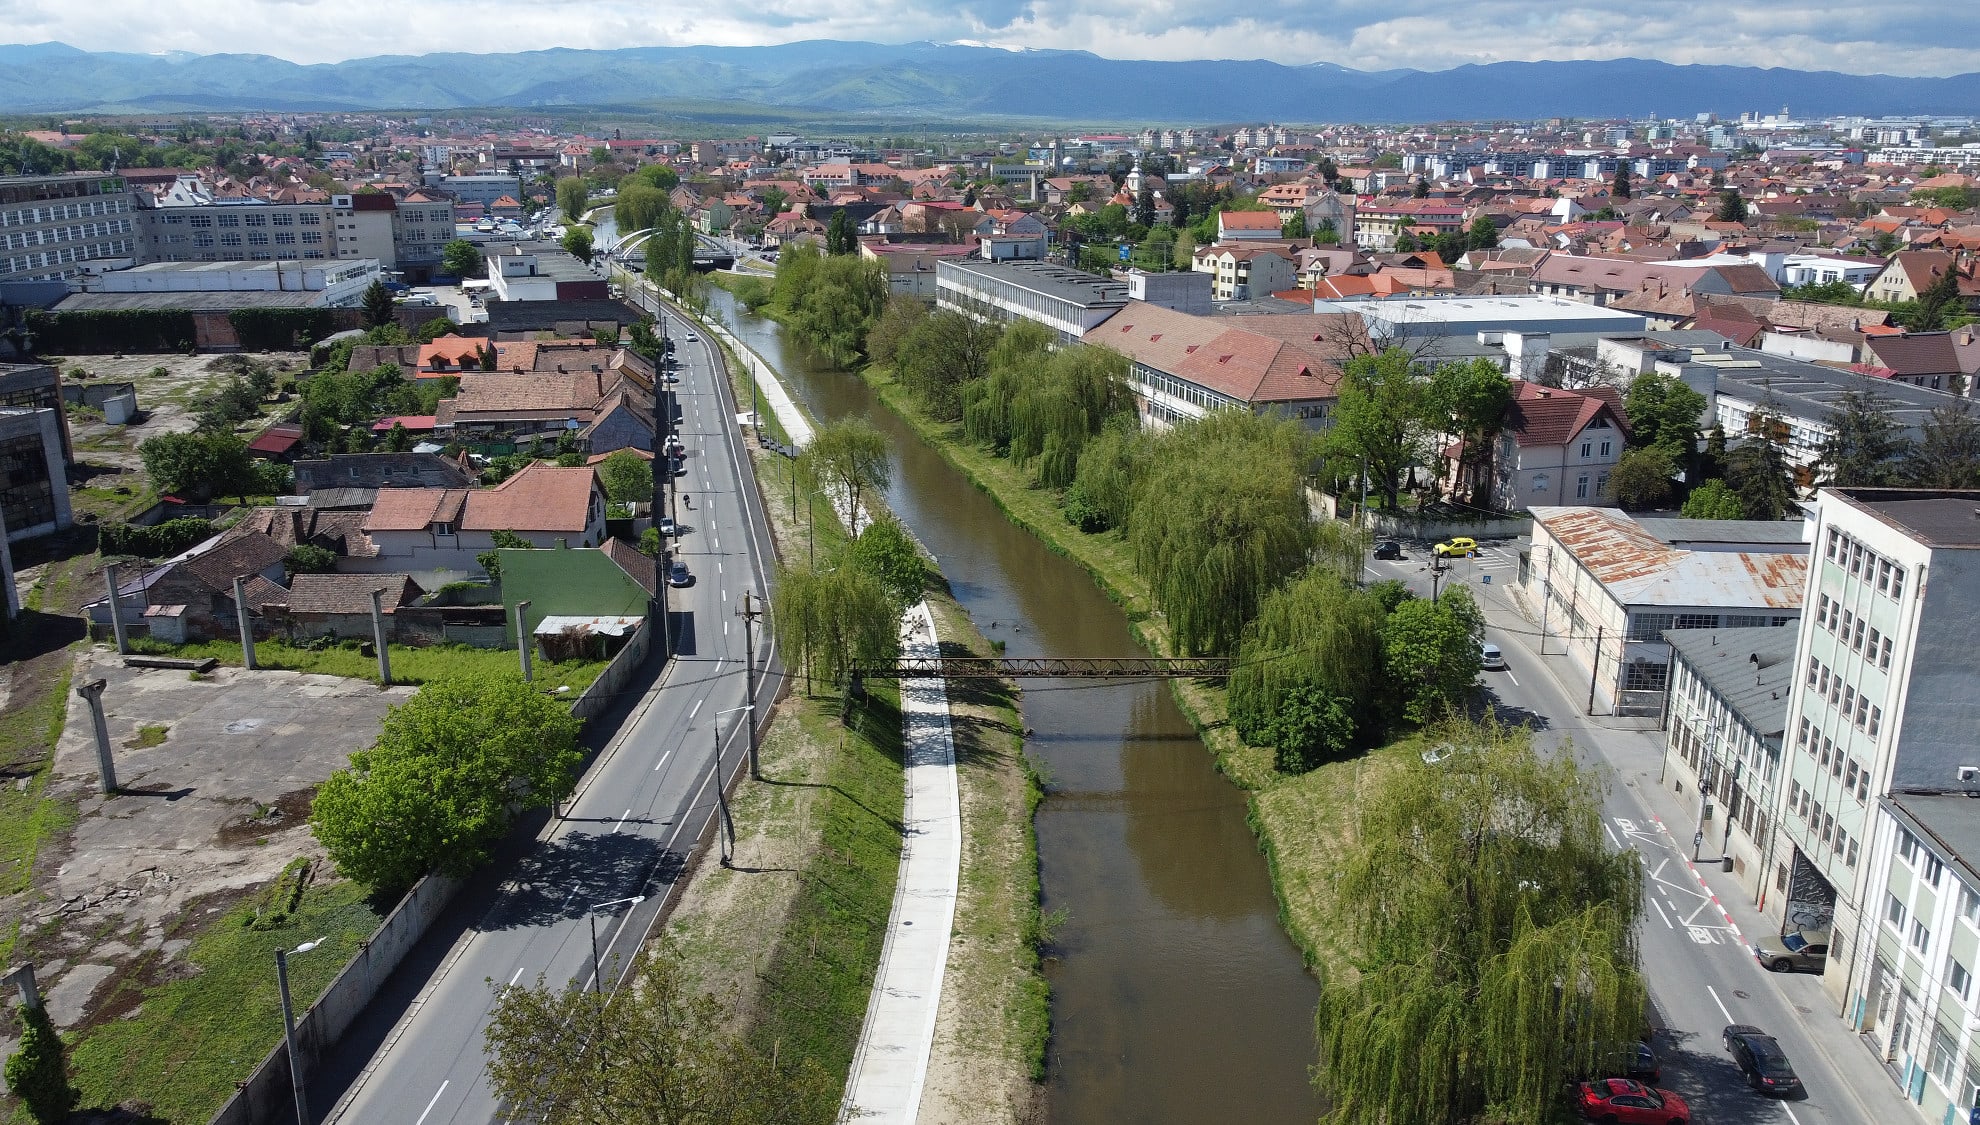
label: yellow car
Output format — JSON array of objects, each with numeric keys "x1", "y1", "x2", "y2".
[{"x1": 1432, "y1": 537, "x2": 1478, "y2": 558}]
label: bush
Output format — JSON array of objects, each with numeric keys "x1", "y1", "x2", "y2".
[
  {"x1": 285, "y1": 545, "x2": 338, "y2": 575},
  {"x1": 99, "y1": 517, "x2": 215, "y2": 559},
  {"x1": 5, "y1": 1003, "x2": 78, "y2": 1123},
  {"x1": 227, "y1": 308, "x2": 343, "y2": 351},
  {"x1": 26, "y1": 308, "x2": 197, "y2": 354}
]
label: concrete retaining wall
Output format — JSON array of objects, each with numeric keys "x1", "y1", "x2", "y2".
[
  {"x1": 570, "y1": 616, "x2": 652, "y2": 725},
  {"x1": 1365, "y1": 510, "x2": 1533, "y2": 543},
  {"x1": 206, "y1": 873, "x2": 463, "y2": 1125}
]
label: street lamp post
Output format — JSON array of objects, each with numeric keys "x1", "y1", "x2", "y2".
[
  {"x1": 276, "y1": 936, "x2": 327, "y2": 1125},
  {"x1": 712, "y1": 705, "x2": 751, "y2": 866},
  {"x1": 585, "y1": 896, "x2": 646, "y2": 995}
]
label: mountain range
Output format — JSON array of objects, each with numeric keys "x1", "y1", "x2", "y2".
[{"x1": 1, "y1": 40, "x2": 1977, "y2": 122}]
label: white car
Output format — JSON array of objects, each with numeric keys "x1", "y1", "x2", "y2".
[{"x1": 1480, "y1": 642, "x2": 1507, "y2": 671}]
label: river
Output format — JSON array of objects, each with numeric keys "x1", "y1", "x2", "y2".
[{"x1": 702, "y1": 286, "x2": 1321, "y2": 1123}]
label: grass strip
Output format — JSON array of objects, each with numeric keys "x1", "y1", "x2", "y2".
[{"x1": 125, "y1": 638, "x2": 607, "y2": 693}]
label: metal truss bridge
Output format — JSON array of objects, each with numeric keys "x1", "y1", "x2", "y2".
[{"x1": 854, "y1": 657, "x2": 1231, "y2": 680}]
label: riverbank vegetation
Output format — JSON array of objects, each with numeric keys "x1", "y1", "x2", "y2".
[{"x1": 843, "y1": 300, "x2": 1646, "y2": 1122}]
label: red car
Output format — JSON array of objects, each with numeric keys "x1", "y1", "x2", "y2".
[{"x1": 1575, "y1": 1078, "x2": 1690, "y2": 1124}]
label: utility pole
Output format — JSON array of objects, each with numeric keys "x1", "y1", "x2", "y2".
[
  {"x1": 232, "y1": 577, "x2": 257, "y2": 670},
  {"x1": 514, "y1": 599, "x2": 533, "y2": 682},
  {"x1": 736, "y1": 592, "x2": 763, "y2": 779},
  {"x1": 1430, "y1": 557, "x2": 1447, "y2": 603},
  {"x1": 103, "y1": 563, "x2": 129, "y2": 655},
  {"x1": 712, "y1": 706, "x2": 750, "y2": 867},
  {"x1": 1586, "y1": 625, "x2": 1604, "y2": 716}
]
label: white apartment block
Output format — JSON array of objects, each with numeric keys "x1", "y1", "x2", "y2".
[
  {"x1": 0, "y1": 173, "x2": 141, "y2": 283},
  {"x1": 137, "y1": 177, "x2": 453, "y2": 280}
]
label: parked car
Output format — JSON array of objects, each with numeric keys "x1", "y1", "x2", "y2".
[
  {"x1": 1433, "y1": 536, "x2": 1478, "y2": 558},
  {"x1": 1723, "y1": 1025, "x2": 1802, "y2": 1096},
  {"x1": 658, "y1": 516, "x2": 678, "y2": 536},
  {"x1": 1625, "y1": 1040, "x2": 1662, "y2": 1083},
  {"x1": 1373, "y1": 539, "x2": 1403, "y2": 560},
  {"x1": 667, "y1": 561, "x2": 692, "y2": 587},
  {"x1": 1754, "y1": 930, "x2": 1829, "y2": 974},
  {"x1": 1573, "y1": 1078, "x2": 1689, "y2": 1124},
  {"x1": 1480, "y1": 642, "x2": 1507, "y2": 671}
]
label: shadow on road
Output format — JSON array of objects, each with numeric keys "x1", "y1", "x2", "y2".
[{"x1": 478, "y1": 829, "x2": 663, "y2": 933}]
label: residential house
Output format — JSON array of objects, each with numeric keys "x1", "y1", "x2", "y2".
[
  {"x1": 90, "y1": 529, "x2": 289, "y2": 642},
  {"x1": 1860, "y1": 332, "x2": 1966, "y2": 393},
  {"x1": 1191, "y1": 243, "x2": 1298, "y2": 301},
  {"x1": 283, "y1": 572, "x2": 422, "y2": 640},
  {"x1": 1217, "y1": 210, "x2": 1286, "y2": 242},
  {"x1": 1521, "y1": 507, "x2": 1806, "y2": 714},
  {"x1": 293, "y1": 452, "x2": 474, "y2": 493},
  {"x1": 1867, "y1": 251, "x2": 1979, "y2": 308},
  {"x1": 356, "y1": 462, "x2": 608, "y2": 576},
  {"x1": 975, "y1": 210, "x2": 1050, "y2": 261},
  {"x1": 1489, "y1": 381, "x2": 1630, "y2": 512},
  {"x1": 434, "y1": 367, "x2": 654, "y2": 454}
]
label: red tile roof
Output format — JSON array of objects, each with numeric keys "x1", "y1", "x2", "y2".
[
  {"x1": 464, "y1": 463, "x2": 598, "y2": 533},
  {"x1": 1087, "y1": 302, "x2": 1358, "y2": 405},
  {"x1": 1506, "y1": 381, "x2": 1628, "y2": 449},
  {"x1": 364, "y1": 488, "x2": 468, "y2": 532},
  {"x1": 247, "y1": 424, "x2": 304, "y2": 456}
]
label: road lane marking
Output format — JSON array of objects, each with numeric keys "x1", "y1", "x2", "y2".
[
  {"x1": 507, "y1": 966, "x2": 525, "y2": 987},
  {"x1": 415, "y1": 1082, "x2": 449, "y2": 1125},
  {"x1": 688, "y1": 699, "x2": 702, "y2": 721},
  {"x1": 1505, "y1": 672, "x2": 1518, "y2": 687},
  {"x1": 722, "y1": 589, "x2": 728, "y2": 602},
  {"x1": 614, "y1": 808, "x2": 632, "y2": 834},
  {"x1": 1604, "y1": 822, "x2": 1621, "y2": 848},
  {"x1": 653, "y1": 749, "x2": 673, "y2": 772},
  {"x1": 562, "y1": 884, "x2": 583, "y2": 911},
  {"x1": 1706, "y1": 984, "x2": 1736, "y2": 1024},
  {"x1": 1782, "y1": 1107, "x2": 1803, "y2": 1125},
  {"x1": 724, "y1": 620, "x2": 730, "y2": 636},
  {"x1": 1650, "y1": 898, "x2": 1674, "y2": 929}
]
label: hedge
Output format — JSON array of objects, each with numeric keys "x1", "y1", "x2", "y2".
[
  {"x1": 99, "y1": 517, "x2": 215, "y2": 559},
  {"x1": 228, "y1": 308, "x2": 344, "y2": 352}
]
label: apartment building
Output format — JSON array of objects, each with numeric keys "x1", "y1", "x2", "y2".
[
  {"x1": 1765, "y1": 489, "x2": 1980, "y2": 1009},
  {"x1": 1191, "y1": 243, "x2": 1297, "y2": 301},
  {"x1": 0, "y1": 172, "x2": 141, "y2": 283},
  {"x1": 935, "y1": 259, "x2": 1130, "y2": 346},
  {"x1": 139, "y1": 178, "x2": 452, "y2": 280}
]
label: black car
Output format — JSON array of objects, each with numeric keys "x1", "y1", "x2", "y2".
[
  {"x1": 1625, "y1": 1040, "x2": 1661, "y2": 1083},
  {"x1": 1723, "y1": 1025, "x2": 1802, "y2": 1096},
  {"x1": 1374, "y1": 539, "x2": 1403, "y2": 560}
]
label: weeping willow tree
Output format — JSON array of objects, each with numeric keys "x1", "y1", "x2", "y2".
[
  {"x1": 1007, "y1": 346, "x2": 1133, "y2": 488},
  {"x1": 1227, "y1": 568, "x2": 1386, "y2": 769},
  {"x1": 1064, "y1": 416, "x2": 1152, "y2": 532},
  {"x1": 960, "y1": 321, "x2": 1054, "y2": 451},
  {"x1": 1126, "y1": 411, "x2": 1319, "y2": 655},
  {"x1": 771, "y1": 559, "x2": 901, "y2": 696},
  {"x1": 1316, "y1": 718, "x2": 1645, "y2": 1125}
]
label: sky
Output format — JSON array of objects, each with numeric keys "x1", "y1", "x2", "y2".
[{"x1": 4, "y1": 0, "x2": 1978, "y2": 76}]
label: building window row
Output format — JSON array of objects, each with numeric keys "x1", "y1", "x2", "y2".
[
  {"x1": 1815, "y1": 593, "x2": 1895, "y2": 670},
  {"x1": 1898, "y1": 826, "x2": 1947, "y2": 887},
  {"x1": 1803, "y1": 654, "x2": 1884, "y2": 738},
  {"x1": 1794, "y1": 716, "x2": 1870, "y2": 802},
  {"x1": 1789, "y1": 780, "x2": 1858, "y2": 867},
  {"x1": 1825, "y1": 527, "x2": 1906, "y2": 599}
]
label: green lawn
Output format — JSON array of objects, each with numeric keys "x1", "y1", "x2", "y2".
[
  {"x1": 54, "y1": 872, "x2": 386, "y2": 1124},
  {"x1": 127, "y1": 638, "x2": 608, "y2": 693},
  {"x1": 0, "y1": 667, "x2": 77, "y2": 914}
]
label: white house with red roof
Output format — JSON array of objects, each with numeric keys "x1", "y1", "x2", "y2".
[
  {"x1": 1491, "y1": 380, "x2": 1630, "y2": 511},
  {"x1": 1216, "y1": 209, "x2": 1285, "y2": 242}
]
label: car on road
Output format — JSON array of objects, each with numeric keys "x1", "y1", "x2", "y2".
[
  {"x1": 658, "y1": 516, "x2": 678, "y2": 536},
  {"x1": 667, "y1": 561, "x2": 693, "y2": 587},
  {"x1": 1624, "y1": 1040, "x2": 1661, "y2": 1083},
  {"x1": 661, "y1": 372, "x2": 681, "y2": 384},
  {"x1": 1573, "y1": 1078, "x2": 1688, "y2": 1124},
  {"x1": 1480, "y1": 642, "x2": 1507, "y2": 670},
  {"x1": 1723, "y1": 1025, "x2": 1802, "y2": 1096},
  {"x1": 1432, "y1": 536, "x2": 1478, "y2": 558},
  {"x1": 1753, "y1": 930, "x2": 1829, "y2": 974},
  {"x1": 1373, "y1": 539, "x2": 1403, "y2": 560}
]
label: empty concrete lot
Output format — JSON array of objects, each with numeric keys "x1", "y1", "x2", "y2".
[{"x1": 31, "y1": 648, "x2": 412, "y2": 1027}]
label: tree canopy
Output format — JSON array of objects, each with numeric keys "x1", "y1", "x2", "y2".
[
  {"x1": 802, "y1": 418, "x2": 891, "y2": 536},
  {"x1": 597, "y1": 448, "x2": 654, "y2": 504},
  {"x1": 312, "y1": 677, "x2": 583, "y2": 894},
  {"x1": 1623, "y1": 370, "x2": 1706, "y2": 463},
  {"x1": 1817, "y1": 388, "x2": 1908, "y2": 487},
  {"x1": 441, "y1": 239, "x2": 483, "y2": 279},
  {"x1": 1322, "y1": 348, "x2": 1430, "y2": 510}
]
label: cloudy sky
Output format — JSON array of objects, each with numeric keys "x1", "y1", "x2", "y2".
[{"x1": 5, "y1": 0, "x2": 1978, "y2": 76}]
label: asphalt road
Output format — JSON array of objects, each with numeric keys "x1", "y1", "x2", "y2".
[
  {"x1": 1368, "y1": 543, "x2": 1885, "y2": 1125},
  {"x1": 323, "y1": 303, "x2": 779, "y2": 1125}
]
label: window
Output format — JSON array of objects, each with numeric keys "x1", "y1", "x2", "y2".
[
  {"x1": 1826, "y1": 528, "x2": 1842, "y2": 560},
  {"x1": 1869, "y1": 706, "x2": 1883, "y2": 739},
  {"x1": 1914, "y1": 919, "x2": 1933, "y2": 952},
  {"x1": 1879, "y1": 559, "x2": 1894, "y2": 594},
  {"x1": 244, "y1": 213, "x2": 266, "y2": 227},
  {"x1": 1841, "y1": 608, "x2": 1854, "y2": 640},
  {"x1": 300, "y1": 213, "x2": 320, "y2": 225},
  {"x1": 1845, "y1": 759, "x2": 1859, "y2": 790},
  {"x1": 1798, "y1": 717, "x2": 1812, "y2": 749},
  {"x1": 218, "y1": 214, "x2": 239, "y2": 228},
  {"x1": 1869, "y1": 626, "x2": 1882, "y2": 657},
  {"x1": 1902, "y1": 828, "x2": 1923, "y2": 864},
  {"x1": 1891, "y1": 566, "x2": 1906, "y2": 601},
  {"x1": 1575, "y1": 475, "x2": 1589, "y2": 499},
  {"x1": 219, "y1": 231, "x2": 241, "y2": 247},
  {"x1": 1851, "y1": 542, "x2": 1865, "y2": 576},
  {"x1": 1960, "y1": 887, "x2": 1980, "y2": 926},
  {"x1": 247, "y1": 231, "x2": 268, "y2": 245},
  {"x1": 1821, "y1": 810, "x2": 1835, "y2": 845},
  {"x1": 1807, "y1": 656, "x2": 1820, "y2": 687},
  {"x1": 274, "y1": 232, "x2": 295, "y2": 245},
  {"x1": 1818, "y1": 594, "x2": 1832, "y2": 628},
  {"x1": 273, "y1": 213, "x2": 294, "y2": 226},
  {"x1": 1854, "y1": 618, "x2": 1867, "y2": 652},
  {"x1": 1880, "y1": 637, "x2": 1894, "y2": 671},
  {"x1": 1676, "y1": 613, "x2": 1719, "y2": 630},
  {"x1": 1931, "y1": 1024, "x2": 1961, "y2": 1089},
  {"x1": 1600, "y1": 440, "x2": 1612, "y2": 457},
  {"x1": 1819, "y1": 666, "x2": 1831, "y2": 695},
  {"x1": 1843, "y1": 686, "x2": 1857, "y2": 715},
  {"x1": 1889, "y1": 893, "x2": 1908, "y2": 929},
  {"x1": 1858, "y1": 766, "x2": 1871, "y2": 802}
]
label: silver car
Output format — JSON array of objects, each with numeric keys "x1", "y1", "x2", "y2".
[{"x1": 1754, "y1": 930, "x2": 1828, "y2": 974}]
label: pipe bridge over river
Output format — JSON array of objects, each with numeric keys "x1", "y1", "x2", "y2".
[{"x1": 855, "y1": 656, "x2": 1232, "y2": 680}]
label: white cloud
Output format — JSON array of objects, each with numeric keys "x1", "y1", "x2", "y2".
[{"x1": 3, "y1": 0, "x2": 1977, "y2": 75}]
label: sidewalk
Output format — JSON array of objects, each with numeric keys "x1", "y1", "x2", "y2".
[{"x1": 840, "y1": 601, "x2": 962, "y2": 1124}]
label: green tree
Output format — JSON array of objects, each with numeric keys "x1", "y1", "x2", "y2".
[
  {"x1": 1725, "y1": 410, "x2": 1798, "y2": 520},
  {"x1": 758, "y1": 185, "x2": 788, "y2": 216},
  {"x1": 284, "y1": 544, "x2": 338, "y2": 576},
  {"x1": 1680, "y1": 478, "x2": 1746, "y2": 519},
  {"x1": 1413, "y1": 175, "x2": 1430, "y2": 199},
  {"x1": 1608, "y1": 446, "x2": 1677, "y2": 510},
  {"x1": 802, "y1": 418, "x2": 891, "y2": 536},
  {"x1": 1281, "y1": 212, "x2": 1308, "y2": 240},
  {"x1": 597, "y1": 448, "x2": 654, "y2": 504},
  {"x1": 1905, "y1": 402, "x2": 1980, "y2": 488},
  {"x1": 1425, "y1": 359, "x2": 1514, "y2": 507},
  {"x1": 1380, "y1": 587, "x2": 1484, "y2": 725},
  {"x1": 1128, "y1": 412, "x2": 1318, "y2": 655},
  {"x1": 383, "y1": 421, "x2": 413, "y2": 452},
  {"x1": 1322, "y1": 348, "x2": 1430, "y2": 510},
  {"x1": 1466, "y1": 214, "x2": 1499, "y2": 251},
  {"x1": 850, "y1": 514, "x2": 925, "y2": 608},
  {"x1": 138, "y1": 431, "x2": 254, "y2": 502},
  {"x1": 896, "y1": 309, "x2": 1002, "y2": 421},
  {"x1": 1134, "y1": 183, "x2": 1157, "y2": 229},
  {"x1": 1906, "y1": 255, "x2": 1966, "y2": 332},
  {"x1": 1229, "y1": 566, "x2": 1385, "y2": 769},
  {"x1": 361, "y1": 279, "x2": 395, "y2": 330},
  {"x1": 442, "y1": 239, "x2": 483, "y2": 279},
  {"x1": 1317, "y1": 719, "x2": 1644, "y2": 1125},
  {"x1": 1394, "y1": 230, "x2": 1420, "y2": 252},
  {"x1": 556, "y1": 175, "x2": 589, "y2": 222},
  {"x1": 312, "y1": 676, "x2": 583, "y2": 894},
  {"x1": 561, "y1": 225, "x2": 595, "y2": 265},
  {"x1": 864, "y1": 295, "x2": 929, "y2": 369},
  {"x1": 1612, "y1": 163, "x2": 1632, "y2": 200},
  {"x1": 1818, "y1": 388, "x2": 1908, "y2": 486},
  {"x1": 5, "y1": 1003, "x2": 77, "y2": 1123},
  {"x1": 1623, "y1": 370, "x2": 1707, "y2": 464},
  {"x1": 826, "y1": 208, "x2": 856, "y2": 255},
  {"x1": 1714, "y1": 188, "x2": 1749, "y2": 223},
  {"x1": 770, "y1": 560, "x2": 901, "y2": 695},
  {"x1": 476, "y1": 527, "x2": 533, "y2": 580},
  {"x1": 484, "y1": 946, "x2": 839, "y2": 1125}
]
